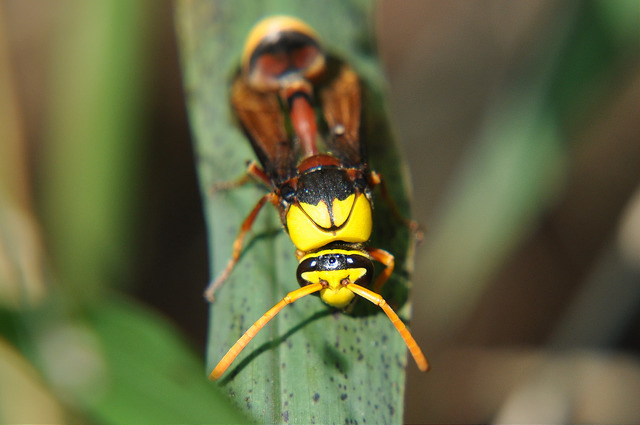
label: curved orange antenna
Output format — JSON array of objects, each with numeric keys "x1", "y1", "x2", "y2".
[
  {"x1": 348, "y1": 283, "x2": 430, "y2": 372},
  {"x1": 210, "y1": 282, "x2": 323, "y2": 380},
  {"x1": 210, "y1": 281, "x2": 429, "y2": 379}
]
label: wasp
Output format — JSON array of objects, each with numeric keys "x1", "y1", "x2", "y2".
[{"x1": 207, "y1": 16, "x2": 429, "y2": 380}]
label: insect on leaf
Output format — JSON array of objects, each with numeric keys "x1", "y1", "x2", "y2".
[{"x1": 175, "y1": 1, "x2": 421, "y2": 423}]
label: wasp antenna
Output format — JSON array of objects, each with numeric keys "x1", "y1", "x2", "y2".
[
  {"x1": 347, "y1": 283, "x2": 430, "y2": 372},
  {"x1": 210, "y1": 283, "x2": 323, "y2": 380}
]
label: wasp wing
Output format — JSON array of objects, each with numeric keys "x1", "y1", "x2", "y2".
[
  {"x1": 231, "y1": 76, "x2": 296, "y2": 184},
  {"x1": 318, "y1": 61, "x2": 365, "y2": 167}
]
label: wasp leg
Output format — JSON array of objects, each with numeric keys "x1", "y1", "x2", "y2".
[
  {"x1": 204, "y1": 192, "x2": 275, "y2": 302},
  {"x1": 369, "y1": 171, "x2": 424, "y2": 244},
  {"x1": 347, "y1": 282, "x2": 429, "y2": 372},
  {"x1": 210, "y1": 282, "x2": 323, "y2": 380},
  {"x1": 365, "y1": 247, "x2": 395, "y2": 294},
  {"x1": 209, "y1": 161, "x2": 270, "y2": 196}
]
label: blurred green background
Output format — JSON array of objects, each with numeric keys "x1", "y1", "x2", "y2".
[{"x1": 1, "y1": 0, "x2": 638, "y2": 422}]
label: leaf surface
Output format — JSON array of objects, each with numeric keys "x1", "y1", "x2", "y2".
[{"x1": 176, "y1": 1, "x2": 420, "y2": 422}]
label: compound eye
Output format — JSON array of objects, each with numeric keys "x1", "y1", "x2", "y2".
[
  {"x1": 356, "y1": 266, "x2": 373, "y2": 286},
  {"x1": 296, "y1": 256, "x2": 318, "y2": 288},
  {"x1": 344, "y1": 253, "x2": 374, "y2": 286}
]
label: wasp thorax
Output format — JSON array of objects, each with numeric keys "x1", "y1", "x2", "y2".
[{"x1": 285, "y1": 167, "x2": 373, "y2": 251}]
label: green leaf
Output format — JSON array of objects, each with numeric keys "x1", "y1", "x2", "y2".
[
  {"x1": 3, "y1": 291, "x2": 250, "y2": 423},
  {"x1": 86, "y1": 296, "x2": 251, "y2": 424},
  {"x1": 176, "y1": 0, "x2": 420, "y2": 423}
]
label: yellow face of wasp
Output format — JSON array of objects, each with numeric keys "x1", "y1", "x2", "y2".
[
  {"x1": 297, "y1": 249, "x2": 373, "y2": 309},
  {"x1": 300, "y1": 268, "x2": 362, "y2": 308},
  {"x1": 286, "y1": 192, "x2": 372, "y2": 252}
]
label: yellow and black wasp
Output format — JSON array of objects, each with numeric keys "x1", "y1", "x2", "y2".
[{"x1": 207, "y1": 16, "x2": 429, "y2": 380}]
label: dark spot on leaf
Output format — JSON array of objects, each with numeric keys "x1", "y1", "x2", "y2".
[
  {"x1": 340, "y1": 393, "x2": 348, "y2": 401},
  {"x1": 282, "y1": 410, "x2": 289, "y2": 423},
  {"x1": 313, "y1": 392, "x2": 320, "y2": 403}
]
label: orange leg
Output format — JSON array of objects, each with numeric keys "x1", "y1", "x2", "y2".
[
  {"x1": 209, "y1": 161, "x2": 270, "y2": 195},
  {"x1": 369, "y1": 171, "x2": 424, "y2": 243},
  {"x1": 366, "y1": 247, "x2": 395, "y2": 294},
  {"x1": 210, "y1": 282, "x2": 323, "y2": 380},
  {"x1": 204, "y1": 192, "x2": 274, "y2": 302},
  {"x1": 348, "y1": 283, "x2": 430, "y2": 372}
]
